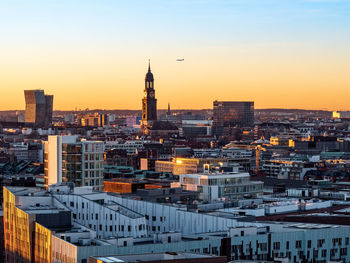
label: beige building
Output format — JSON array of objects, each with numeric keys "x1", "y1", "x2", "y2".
[
  {"x1": 3, "y1": 187, "x2": 83, "y2": 263},
  {"x1": 156, "y1": 156, "x2": 251, "y2": 175}
]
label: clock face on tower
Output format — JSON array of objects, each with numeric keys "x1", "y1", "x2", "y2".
[
  {"x1": 150, "y1": 91, "x2": 155, "y2": 98},
  {"x1": 144, "y1": 90, "x2": 147, "y2": 97}
]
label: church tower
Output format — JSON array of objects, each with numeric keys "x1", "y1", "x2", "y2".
[{"x1": 142, "y1": 61, "x2": 157, "y2": 126}]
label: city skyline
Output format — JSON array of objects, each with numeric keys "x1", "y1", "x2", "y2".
[{"x1": 1, "y1": 0, "x2": 350, "y2": 111}]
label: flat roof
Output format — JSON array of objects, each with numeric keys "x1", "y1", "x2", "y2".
[
  {"x1": 181, "y1": 172, "x2": 250, "y2": 179},
  {"x1": 91, "y1": 252, "x2": 223, "y2": 262}
]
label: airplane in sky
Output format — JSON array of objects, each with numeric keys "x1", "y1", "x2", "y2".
[{"x1": 176, "y1": 59, "x2": 184, "y2": 61}]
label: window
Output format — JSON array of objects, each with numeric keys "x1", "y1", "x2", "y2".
[
  {"x1": 286, "y1": 252, "x2": 291, "y2": 259},
  {"x1": 110, "y1": 214, "x2": 112, "y2": 220},
  {"x1": 110, "y1": 226, "x2": 112, "y2": 232},
  {"x1": 152, "y1": 216, "x2": 156, "y2": 221},
  {"x1": 128, "y1": 225, "x2": 131, "y2": 232},
  {"x1": 331, "y1": 248, "x2": 337, "y2": 257},
  {"x1": 273, "y1": 242, "x2": 280, "y2": 250},
  {"x1": 286, "y1": 241, "x2": 289, "y2": 250},
  {"x1": 307, "y1": 240, "x2": 311, "y2": 248},
  {"x1": 121, "y1": 225, "x2": 124, "y2": 231},
  {"x1": 295, "y1": 240, "x2": 302, "y2": 249},
  {"x1": 70, "y1": 202, "x2": 74, "y2": 207},
  {"x1": 259, "y1": 243, "x2": 267, "y2": 251},
  {"x1": 318, "y1": 239, "x2": 325, "y2": 248},
  {"x1": 322, "y1": 250, "x2": 327, "y2": 257},
  {"x1": 99, "y1": 225, "x2": 102, "y2": 231},
  {"x1": 95, "y1": 213, "x2": 98, "y2": 220},
  {"x1": 82, "y1": 202, "x2": 84, "y2": 209}
]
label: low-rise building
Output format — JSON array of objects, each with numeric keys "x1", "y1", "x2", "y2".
[{"x1": 175, "y1": 168, "x2": 263, "y2": 201}]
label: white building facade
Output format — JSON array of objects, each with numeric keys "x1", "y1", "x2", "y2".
[
  {"x1": 44, "y1": 135, "x2": 104, "y2": 190},
  {"x1": 177, "y1": 171, "x2": 263, "y2": 201}
]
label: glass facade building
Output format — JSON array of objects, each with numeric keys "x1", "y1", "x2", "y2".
[
  {"x1": 213, "y1": 101, "x2": 254, "y2": 137},
  {"x1": 24, "y1": 90, "x2": 53, "y2": 128}
]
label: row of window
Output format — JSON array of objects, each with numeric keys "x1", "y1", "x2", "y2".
[
  {"x1": 144, "y1": 215, "x2": 166, "y2": 222},
  {"x1": 84, "y1": 153, "x2": 103, "y2": 161},
  {"x1": 86, "y1": 223, "x2": 145, "y2": 233},
  {"x1": 84, "y1": 170, "x2": 102, "y2": 177},
  {"x1": 273, "y1": 237, "x2": 350, "y2": 251},
  {"x1": 84, "y1": 143, "x2": 103, "y2": 152},
  {"x1": 84, "y1": 162, "x2": 103, "y2": 169}
]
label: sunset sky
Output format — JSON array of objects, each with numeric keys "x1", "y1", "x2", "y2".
[{"x1": 0, "y1": 0, "x2": 349, "y2": 111}]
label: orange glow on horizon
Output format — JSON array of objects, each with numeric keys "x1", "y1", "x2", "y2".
[{"x1": 0, "y1": 44, "x2": 349, "y2": 111}]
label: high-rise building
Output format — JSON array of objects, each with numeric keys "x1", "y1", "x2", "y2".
[
  {"x1": 44, "y1": 135, "x2": 104, "y2": 191},
  {"x1": 142, "y1": 61, "x2": 157, "y2": 127},
  {"x1": 24, "y1": 89, "x2": 53, "y2": 127},
  {"x1": 212, "y1": 101, "x2": 254, "y2": 137}
]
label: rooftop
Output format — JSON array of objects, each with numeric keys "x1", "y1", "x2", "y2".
[{"x1": 91, "y1": 252, "x2": 224, "y2": 262}]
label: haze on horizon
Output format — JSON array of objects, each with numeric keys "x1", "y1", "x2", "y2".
[{"x1": 0, "y1": 0, "x2": 349, "y2": 111}]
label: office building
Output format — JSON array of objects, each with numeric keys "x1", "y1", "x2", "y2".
[
  {"x1": 156, "y1": 155, "x2": 251, "y2": 175},
  {"x1": 24, "y1": 89, "x2": 53, "y2": 127},
  {"x1": 155, "y1": 159, "x2": 198, "y2": 175},
  {"x1": 4, "y1": 186, "x2": 350, "y2": 262},
  {"x1": 44, "y1": 135, "x2": 104, "y2": 190},
  {"x1": 174, "y1": 166, "x2": 263, "y2": 201},
  {"x1": 181, "y1": 120, "x2": 213, "y2": 138},
  {"x1": 78, "y1": 112, "x2": 108, "y2": 127},
  {"x1": 213, "y1": 101, "x2": 254, "y2": 137},
  {"x1": 3, "y1": 186, "x2": 96, "y2": 263}
]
